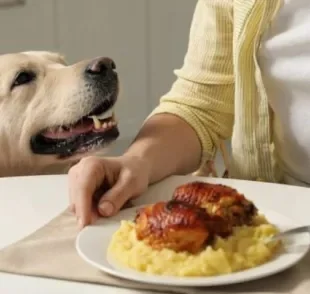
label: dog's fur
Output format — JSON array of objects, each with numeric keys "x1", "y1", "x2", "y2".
[{"x1": 0, "y1": 51, "x2": 118, "y2": 177}]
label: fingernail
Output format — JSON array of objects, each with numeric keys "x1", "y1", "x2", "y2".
[{"x1": 99, "y1": 200, "x2": 115, "y2": 216}]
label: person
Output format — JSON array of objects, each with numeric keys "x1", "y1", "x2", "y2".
[{"x1": 69, "y1": 0, "x2": 309, "y2": 228}]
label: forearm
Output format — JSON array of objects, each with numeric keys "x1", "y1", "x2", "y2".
[
  {"x1": 123, "y1": 0, "x2": 234, "y2": 184},
  {"x1": 124, "y1": 113, "x2": 201, "y2": 184}
]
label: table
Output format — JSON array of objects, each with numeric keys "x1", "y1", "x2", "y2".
[
  {"x1": 1, "y1": 175, "x2": 309, "y2": 294},
  {"x1": 0, "y1": 175, "x2": 159, "y2": 294}
]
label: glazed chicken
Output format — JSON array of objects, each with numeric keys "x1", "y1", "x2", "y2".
[
  {"x1": 134, "y1": 181, "x2": 258, "y2": 253},
  {"x1": 134, "y1": 200, "x2": 230, "y2": 254},
  {"x1": 173, "y1": 181, "x2": 258, "y2": 227}
]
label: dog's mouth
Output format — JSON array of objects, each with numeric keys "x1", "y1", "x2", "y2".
[{"x1": 30, "y1": 100, "x2": 119, "y2": 158}]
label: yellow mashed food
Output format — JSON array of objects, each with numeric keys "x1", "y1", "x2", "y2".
[{"x1": 107, "y1": 216, "x2": 282, "y2": 277}]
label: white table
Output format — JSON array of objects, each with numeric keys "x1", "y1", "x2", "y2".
[
  {"x1": 1, "y1": 175, "x2": 310, "y2": 294},
  {"x1": 0, "y1": 175, "x2": 159, "y2": 294}
]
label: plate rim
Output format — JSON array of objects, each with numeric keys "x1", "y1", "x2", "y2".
[{"x1": 75, "y1": 204, "x2": 310, "y2": 287}]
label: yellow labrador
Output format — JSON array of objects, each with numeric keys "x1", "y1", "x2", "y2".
[{"x1": 0, "y1": 51, "x2": 119, "y2": 177}]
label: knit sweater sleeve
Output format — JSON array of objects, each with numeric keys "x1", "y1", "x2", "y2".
[{"x1": 147, "y1": 0, "x2": 235, "y2": 168}]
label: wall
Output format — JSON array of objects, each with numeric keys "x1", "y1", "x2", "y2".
[{"x1": 0, "y1": 0, "x2": 196, "y2": 145}]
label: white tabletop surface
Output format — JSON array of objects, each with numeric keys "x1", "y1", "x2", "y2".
[
  {"x1": 1, "y1": 174, "x2": 310, "y2": 294},
  {"x1": 0, "y1": 175, "x2": 159, "y2": 294}
]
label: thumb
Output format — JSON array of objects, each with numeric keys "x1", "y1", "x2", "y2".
[{"x1": 97, "y1": 169, "x2": 133, "y2": 217}]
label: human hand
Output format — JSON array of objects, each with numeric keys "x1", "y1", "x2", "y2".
[{"x1": 68, "y1": 155, "x2": 150, "y2": 229}]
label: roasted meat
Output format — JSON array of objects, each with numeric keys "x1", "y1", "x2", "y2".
[
  {"x1": 134, "y1": 200, "x2": 229, "y2": 253},
  {"x1": 173, "y1": 181, "x2": 258, "y2": 227}
]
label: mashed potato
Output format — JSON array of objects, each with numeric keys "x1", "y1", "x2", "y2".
[{"x1": 107, "y1": 215, "x2": 282, "y2": 277}]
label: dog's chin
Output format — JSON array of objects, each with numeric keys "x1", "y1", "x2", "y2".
[{"x1": 30, "y1": 97, "x2": 119, "y2": 158}]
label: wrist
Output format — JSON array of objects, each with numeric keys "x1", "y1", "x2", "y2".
[{"x1": 122, "y1": 147, "x2": 153, "y2": 184}]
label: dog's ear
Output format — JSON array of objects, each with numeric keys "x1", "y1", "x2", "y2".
[{"x1": 22, "y1": 51, "x2": 68, "y2": 66}]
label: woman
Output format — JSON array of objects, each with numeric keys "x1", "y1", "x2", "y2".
[{"x1": 69, "y1": 0, "x2": 307, "y2": 228}]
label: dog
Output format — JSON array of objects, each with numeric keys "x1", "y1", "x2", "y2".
[{"x1": 0, "y1": 51, "x2": 120, "y2": 177}]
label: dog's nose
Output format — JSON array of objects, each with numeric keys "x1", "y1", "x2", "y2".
[{"x1": 85, "y1": 57, "x2": 116, "y2": 76}]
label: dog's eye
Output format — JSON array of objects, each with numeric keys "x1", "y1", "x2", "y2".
[{"x1": 12, "y1": 71, "x2": 36, "y2": 89}]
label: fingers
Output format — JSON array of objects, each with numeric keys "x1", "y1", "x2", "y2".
[
  {"x1": 68, "y1": 157, "x2": 106, "y2": 229},
  {"x1": 97, "y1": 168, "x2": 135, "y2": 217},
  {"x1": 68, "y1": 159, "x2": 81, "y2": 213},
  {"x1": 68, "y1": 155, "x2": 148, "y2": 229}
]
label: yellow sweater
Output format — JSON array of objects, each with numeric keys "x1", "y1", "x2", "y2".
[{"x1": 149, "y1": 0, "x2": 283, "y2": 183}]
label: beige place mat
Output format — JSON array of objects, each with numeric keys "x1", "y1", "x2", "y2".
[{"x1": 0, "y1": 209, "x2": 309, "y2": 294}]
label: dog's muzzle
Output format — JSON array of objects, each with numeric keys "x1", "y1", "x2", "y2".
[{"x1": 30, "y1": 56, "x2": 120, "y2": 158}]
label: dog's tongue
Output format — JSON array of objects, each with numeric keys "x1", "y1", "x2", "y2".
[{"x1": 42, "y1": 120, "x2": 94, "y2": 139}]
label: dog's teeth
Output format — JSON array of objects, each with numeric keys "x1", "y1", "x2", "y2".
[
  {"x1": 102, "y1": 122, "x2": 108, "y2": 129},
  {"x1": 108, "y1": 121, "x2": 113, "y2": 128},
  {"x1": 91, "y1": 116, "x2": 102, "y2": 129},
  {"x1": 96, "y1": 108, "x2": 114, "y2": 120},
  {"x1": 58, "y1": 126, "x2": 64, "y2": 132}
]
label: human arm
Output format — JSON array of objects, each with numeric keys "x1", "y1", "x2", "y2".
[{"x1": 124, "y1": 0, "x2": 235, "y2": 182}]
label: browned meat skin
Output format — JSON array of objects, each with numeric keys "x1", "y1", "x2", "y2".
[
  {"x1": 134, "y1": 200, "x2": 231, "y2": 253},
  {"x1": 173, "y1": 181, "x2": 258, "y2": 227},
  {"x1": 133, "y1": 181, "x2": 257, "y2": 253}
]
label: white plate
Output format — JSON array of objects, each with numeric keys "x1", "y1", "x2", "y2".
[{"x1": 76, "y1": 204, "x2": 310, "y2": 287}]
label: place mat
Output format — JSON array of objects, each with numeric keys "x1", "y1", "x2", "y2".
[{"x1": 0, "y1": 209, "x2": 309, "y2": 294}]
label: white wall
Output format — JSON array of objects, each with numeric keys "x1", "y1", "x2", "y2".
[{"x1": 0, "y1": 0, "x2": 196, "y2": 143}]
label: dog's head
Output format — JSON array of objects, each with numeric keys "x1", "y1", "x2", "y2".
[{"x1": 0, "y1": 51, "x2": 119, "y2": 175}]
